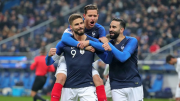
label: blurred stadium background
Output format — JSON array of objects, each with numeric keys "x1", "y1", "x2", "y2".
[{"x1": 0, "y1": 0, "x2": 180, "y2": 100}]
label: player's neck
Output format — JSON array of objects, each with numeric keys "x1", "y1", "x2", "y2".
[
  {"x1": 114, "y1": 34, "x2": 125, "y2": 44},
  {"x1": 74, "y1": 34, "x2": 87, "y2": 41}
]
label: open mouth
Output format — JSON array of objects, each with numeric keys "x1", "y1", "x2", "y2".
[
  {"x1": 90, "y1": 21, "x2": 95, "y2": 25},
  {"x1": 109, "y1": 31, "x2": 114, "y2": 35}
]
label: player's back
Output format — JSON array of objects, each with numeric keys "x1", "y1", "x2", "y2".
[
  {"x1": 109, "y1": 36, "x2": 142, "y2": 89},
  {"x1": 32, "y1": 56, "x2": 50, "y2": 75},
  {"x1": 63, "y1": 36, "x2": 95, "y2": 88},
  {"x1": 176, "y1": 58, "x2": 180, "y2": 78},
  {"x1": 85, "y1": 23, "x2": 106, "y2": 38}
]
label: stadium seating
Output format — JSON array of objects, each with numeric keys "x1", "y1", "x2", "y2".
[
  {"x1": 148, "y1": 74, "x2": 163, "y2": 93},
  {"x1": 0, "y1": 71, "x2": 11, "y2": 88}
]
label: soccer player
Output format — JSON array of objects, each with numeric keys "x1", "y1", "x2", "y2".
[
  {"x1": 46, "y1": 14, "x2": 106, "y2": 101},
  {"x1": 166, "y1": 55, "x2": 180, "y2": 101},
  {"x1": 48, "y1": 4, "x2": 107, "y2": 101},
  {"x1": 30, "y1": 47, "x2": 55, "y2": 101},
  {"x1": 87, "y1": 18, "x2": 144, "y2": 101}
]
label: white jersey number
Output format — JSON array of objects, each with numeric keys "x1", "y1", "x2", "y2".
[{"x1": 71, "y1": 47, "x2": 76, "y2": 58}]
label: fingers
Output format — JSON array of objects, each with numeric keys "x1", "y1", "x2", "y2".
[
  {"x1": 102, "y1": 43, "x2": 111, "y2": 51},
  {"x1": 48, "y1": 48, "x2": 56, "y2": 56},
  {"x1": 90, "y1": 47, "x2": 95, "y2": 52},
  {"x1": 78, "y1": 42, "x2": 85, "y2": 49}
]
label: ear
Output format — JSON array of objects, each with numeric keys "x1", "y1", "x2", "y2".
[
  {"x1": 121, "y1": 28, "x2": 124, "y2": 33},
  {"x1": 83, "y1": 14, "x2": 86, "y2": 19},
  {"x1": 70, "y1": 25, "x2": 72, "y2": 30}
]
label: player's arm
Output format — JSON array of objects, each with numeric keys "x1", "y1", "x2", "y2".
[
  {"x1": 86, "y1": 34, "x2": 100, "y2": 42},
  {"x1": 95, "y1": 50, "x2": 113, "y2": 64},
  {"x1": 108, "y1": 38, "x2": 138, "y2": 62},
  {"x1": 61, "y1": 28, "x2": 80, "y2": 47},
  {"x1": 30, "y1": 57, "x2": 37, "y2": 70},
  {"x1": 45, "y1": 41, "x2": 65, "y2": 65},
  {"x1": 96, "y1": 23, "x2": 106, "y2": 38},
  {"x1": 89, "y1": 40, "x2": 106, "y2": 51}
]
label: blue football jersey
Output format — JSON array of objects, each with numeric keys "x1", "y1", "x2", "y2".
[
  {"x1": 85, "y1": 23, "x2": 106, "y2": 38},
  {"x1": 62, "y1": 36, "x2": 98, "y2": 88},
  {"x1": 109, "y1": 36, "x2": 142, "y2": 90}
]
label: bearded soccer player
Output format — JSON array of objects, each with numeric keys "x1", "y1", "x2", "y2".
[
  {"x1": 46, "y1": 14, "x2": 108, "y2": 101},
  {"x1": 47, "y1": 4, "x2": 107, "y2": 101},
  {"x1": 86, "y1": 18, "x2": 144, "y2": 101}
]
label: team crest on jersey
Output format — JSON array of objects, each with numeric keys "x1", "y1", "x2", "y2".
[
  {"x1": 80, "y1": 49, "x2": 85, "y2": 54},
  {"x1": 121, "y1": 44, "x2": 124, "y2": 50},
  {"x1": 92, "y1": 31, "x2": 96, "y2": 37}
]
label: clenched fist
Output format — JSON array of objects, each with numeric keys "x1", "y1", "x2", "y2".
[{"x1": 48, "y1": 48, "x2": 56, "y2": 56}]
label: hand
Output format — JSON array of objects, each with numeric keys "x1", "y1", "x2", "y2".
[
  {"x1": 77, "y1": 40, "x2": 89, "y2": 49},
  {"x1": 85, "y1": 46, "x2": 95, "y2": 52},
  {"x1": 102, "y1": 43, "x2": 112, "y2": 51},
  {"x1": 48, "y1": 48, "x2": 56, "y2": 56},
  {"x1": 99, "y1": 37, "x2": 109, "y2": 43}
]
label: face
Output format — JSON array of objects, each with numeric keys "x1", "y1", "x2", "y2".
[
  {"x1": 168, "y1": 58, "x2": 175, "y2": 65},
  {"x1": 109, "y1": 21, "x2": 121, "y2": 39},
  {"x1": 84, "y1": 10, "x2": 98, "y2": 28},
  {"x1": 71, "y1": 18, "x2": 85, "y2": 36}
]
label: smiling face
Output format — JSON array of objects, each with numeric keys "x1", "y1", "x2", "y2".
[
  {"x1": 109, "y1": 19, "x2": 125, "y2": 39},
  {"x1": 109, "y1": 21, "x2": 121, "y2": 39},
  {"x1": 71, "y1": 18, "x2": 85, "y2": 36}
]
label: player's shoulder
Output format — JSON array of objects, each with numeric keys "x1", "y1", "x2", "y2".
[
  {"x1": 63, "y1": 28, "x2": 72, "y2": 35},
  {"x1": 56, "y1": 41, "x2": 66, "y2": 47},
  {"x1": 126, "y1": 36, "x2": 138, "y2": 43},
  {"x1": 95, "y1": 23, "x2": 105, "y2": 29}
]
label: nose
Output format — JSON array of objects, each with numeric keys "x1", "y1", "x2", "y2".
[
  {"x1": 109, "y1": 27, "x2": 112, "y2": 31},
  {"x1": 79, "y1": 24, "x2": 83, "y2": 28},
  {"x1": 91, "y1": 16, "x2": 95, "y2": 20}
]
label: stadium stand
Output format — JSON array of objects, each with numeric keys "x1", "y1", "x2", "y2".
[{"x1": 0, "y1": 0, "x2": 180, "y2": 98}]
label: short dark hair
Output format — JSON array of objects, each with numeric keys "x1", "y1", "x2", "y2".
[
  {"x1": 112, "y1": 18, "x2": 126, "y2": 29},
  {"x1": 68, "y1": 14, "x2": 83, "y2": 25},
  {"x1": 166, "y1": 55, "x2": 175, "y2": 63},
  {"x1": 40, "y1": 47, "x2": 46, "y2": 53},
  {"x1": 84, "y1": 4, "x2": 98, "y2": 14}
]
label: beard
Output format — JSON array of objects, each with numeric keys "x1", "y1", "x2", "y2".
[
  {"x1": 74, "y1": 28, "x2": 84, "y2": 36},
  {"x1": 109, "y1": 30, "x2": 120, "y2": 39}
]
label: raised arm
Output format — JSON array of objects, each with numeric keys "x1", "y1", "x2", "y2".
[
  {"x1": 89, "y1": 40, "x2": 105, "y2": 51},
  {"x1": 108, "y1": 38, "x2": 138, "y2": 62},
  {"x1": 45, "y1": 41, "x2": 65, "y2": 65},
  {"x1": 61, "y1": 28, "x2": 79, "y2": 47}
]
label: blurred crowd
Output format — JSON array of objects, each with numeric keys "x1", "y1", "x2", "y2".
[{"x1": 0, "y1": 0, "x2": 180, "y2": 60}]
